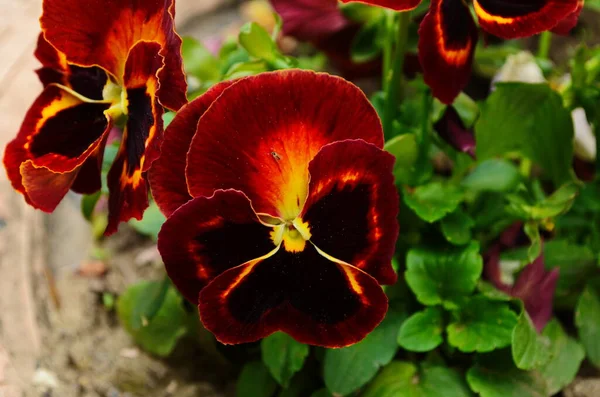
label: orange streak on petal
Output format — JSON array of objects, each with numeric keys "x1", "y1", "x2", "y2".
[{"x1": 221, "y1": 247, "x2": 280, "y2": 299}]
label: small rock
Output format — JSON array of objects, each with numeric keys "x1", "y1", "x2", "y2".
[
  {"x1": 565, "y1": 377, "x2": 600, "y2": 397},
  {"x1": 32, "y1": 368, "x2": 59, "y2": 389},
  {"x1": 119, "y1": 348, "x2": 140, "y2": 359}
]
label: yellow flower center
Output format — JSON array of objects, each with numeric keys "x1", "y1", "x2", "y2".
[
  {"x1": 270, "y1": 217, "x2": 312, "y2": 253},
  {"x1": 102, "y1": 80, "x2": 128, "y2": 121}
]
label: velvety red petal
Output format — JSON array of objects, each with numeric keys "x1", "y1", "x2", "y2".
[
  {"x1": 474, "y1": 0, "x2": 579, "y2": 39},
  {"x1": 105, "y1": 42, "x2": 165, "y2": 235},
  {"x1": 551, "y1": 0, "x2": 583, "y2": 35},
  {"x1": 418, "y1": 0, "x2": 478, "y2": 104},
  {"x1": 198, "y1": 243, "x2": 388, "y2": 347},
  {"x1": 270, "y1": 0, "x2": 351, "y2": 42},
  {"x1": 70, "y1": 139, "x2": 107, "y2": 195},
  {"x1": 158, "y1": 190, "x2": 275, "y2": 303},
  {"x1": 3, "y1": 85, "x2": 111, "y2": 208},
  {"x1": 186, "y1": 70, "x2": 383, "y2": 220},
  {"x1": 339, "y1": 0, "x2": 421, "y2": 11},
  {"x1": 40, "y1": 0, "x2": 187, "y2": 110},
  {"x1": 20, "y1": 161, "x2": 79, "y2": 212},
  {"x1": 433, "y1": 106, "x2": 476, "y2": 157},
  {"x1": 301, "y1": 140, "x2": 398, "y2": 285},
  {"x1": 149, "y1": 81, "x2": 236, "y2": 217}
]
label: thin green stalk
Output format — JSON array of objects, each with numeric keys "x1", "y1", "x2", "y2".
[
  {"x1": 537, "y1": 31, "x2": 552, "y2": 60},
  {"x1": 383, "y1": 11, "x2": 411, "y2": 139},
  {"x1": 382, "y1": 11, "x2": 394, "y2": 93}
]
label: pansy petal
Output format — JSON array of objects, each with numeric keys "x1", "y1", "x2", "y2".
[
  {"x1": 158, "y1": 190, "x2": 275, "y2": 303},
  {"x1": 474, "y1": 0, "x2": 579, "y2": 39},
  {"x1": 149, "y1": 81, "x2": 236, "y2": 217},
  {"x1": 186, "y1": 70, "x2": 383, "y2": 220},
  {"x1": 270, "y1": 0, "x2": 351, "y2": 42},
  {"x1": 433, "y1": 106, "x2": 476, "y2": 157},
  {"x1": 199, "y1": 243, "x2": 388, "y2": 347},
  {"x1": 3, "y1": 85, "x2": 111, "y2": 206},
  {"x1": 551, "y1": 0, "x2": 583, "y2": 35},
  {"x1": 34, "y1": 34, "x2": 108, "y2": 100},
  {"x1": 20, "y1": 161, "x2": 79, "y2": 212},
  {"x1": 70, "y1": 141, "x2": 107, "y2": 195},
  {"x1": 301, "y1": 140, "x2": 398, "y2": 285},
  {"x1": 41, "y1": 0, "x2": 187, "y2": 110},
  {"x1": 105, "y1": 41, "x2": 165, "y2": 235},
  {"x1": 419, "y1": 0, "x2": 478, "y2": 104},
  {"x1": 339, "y1": 0, "x2": 421, "y2": 11}
]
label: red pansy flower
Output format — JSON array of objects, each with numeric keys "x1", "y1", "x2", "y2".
[
  {"x1": 3, "y1": 0, "x2": 187, "y2": 234},
  {"x1": 151, "y1": 70, "x2": 399, "y2": 347},
  {"x1": 343, "y1": 0, "x2": 581, "y2": 103}
]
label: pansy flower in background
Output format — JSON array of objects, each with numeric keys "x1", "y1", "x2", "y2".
[
  {"x1": 485, "y1": 224, "x2": 559, "y2": 332},
  {"x1": 3, "y1": 0, "x2": 187, "y2": 234},
  {"x1": 343, "y1": 0, "x2": 582, "y2": 103},
  {"x1": 151, "y1": 70, "x2": 399, "y2": 347}
]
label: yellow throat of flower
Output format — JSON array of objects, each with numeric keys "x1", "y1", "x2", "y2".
[{"x1": 270, "y1": 217, "x2": 312, "y2": 253}]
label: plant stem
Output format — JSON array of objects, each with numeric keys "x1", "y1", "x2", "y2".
[
  {"x1": 537, "y1": 31, "x2": 552, "y2": 60},
  {"x1": 383, "y1": 11, "x2": 411, "y2": 140},
  {"x1": 382, "y1": 11, "x2": 394, "y2": 93}
]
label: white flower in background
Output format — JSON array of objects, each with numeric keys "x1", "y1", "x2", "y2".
[{"x1": 493, "y1": 51, "x2": 597, "y2": 162}]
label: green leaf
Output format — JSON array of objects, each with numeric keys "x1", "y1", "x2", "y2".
[
  {"x1": 239, "y1": 22, "x2": 278, "y2": 63},
  {"x1": 461, "y1": 159, "x2": 521, "y2": 193},
  {"x1": 467, "y1": 360, "x2": 547, "y2": 397},
  {"x1": 351, "y1": 20, "x2": 384, "y2": 63},
  {"x1": 117, "y1": 281, "x2": 191, "y2": 357},
  {"x1": 511, "y1": 309, "x2": 551, "y2": 370},
  {"x1": 362, "y1": 362, "x2": 473, "y2": 397},
  {"x1": 309, "y1": 389, "x2": 332, "y2": 397},
  {"x1": 223, "y1": 60, "x2": 268, "y2": 80},
  {"x1": 575, "y1": 279, "x2": 600, "y2": 368},
  {"x1": 81, "y1": 191, "x2": 101, "y2": 221},
  {"x1": 323, "y1": 310, "x2": 405, "y2": 396},
  {"x1": 405, "y1": 243, "x2": 482, "y2": 307},
  {"x1": 475, "y1": 83, "x2": 574, "y2": 186},
  {"x1": 237, "y1": 361, "x2": 277, "y2": 397},
  {"x1": 384, "y1": 133, "x2": 419, "y2": 185},
  {"x1": 261, "y1": 332, "x2": 309, "y2": 387},
  {"x1": 128, "y1": 201, "x2": 166, "y2": 241},
  {"x1": 129, "y1": 277, "x2": 171, "y2": 330},
  {"x1": 447, "y1": 296, "x2": 518, "y2": 353},
  {"x1": 507, "y1": 182, "x2": 580, "y2": 220},
  {"x1": 441, "y1": 210, "x2": 475, "y2": 246},
  {"x1": 453, "y1": 93, "x2": 479, "y2": 128},
  {"x1": 397, "y1": 307, "x2": 444, "y2": 352},
  {"x1": 539, "y1": 319, "x2": 585, "y2": 394},
  {"x1": 523, "y1": 221, "x2": 542, "y2": 264},
  {"x1": 403, "y1": 182, "x2": 464, "y2": 223},
  {"x1": 181, "y1": 36, "x2": 221, "y2": 82}
]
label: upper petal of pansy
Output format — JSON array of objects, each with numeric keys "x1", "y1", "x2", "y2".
[
  {"x1": 339, "y1": 0, "x2": 422, "y2": 11},
  {"x1": 270, "y1": 0, "x2": 351, "y2": 42},
  {"x1": 186, "y1": 70, "x2": 383, "y2": 221},
  {"x1": 551, "y1": 0, "x2": 584, "y2": 35},
  {"x1": 158, "y1": 189, "x2": 276, "y2": 303},
  {"x1": 41, "y1": 0, "x2": 187, "y2": 110},
  {"x1": 301, "y1": 140, "x2": 399, "y2": 285},
  {"x1": 34, "y1": 34, "x2": 109, "y2": 100},
  {"x1": 149, "y1": 81, "x2": 236, "y2": 218},
  {"x1": 419, "y1": 0, "x2": 479, "y2": 104},
  {"x1": 3, "y1": 85, "x2": 112, "y2": 210},
  {"x1": 199, "y1": 242, "x2": 388, "y2": 347},
  {"x1": 473, "y1": 0, "x2": 579, "y2": 39},
  {"x1": 105, "y1": 41, "x2": 165, "y2": 235}
]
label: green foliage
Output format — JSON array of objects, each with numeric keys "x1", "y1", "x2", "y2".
[
  {"x1": 575, "y1": 279, "x2": 600, "y2": 368},
  {"x1": 405, "y1": 243, "x2": 482, "y2": 307},
  {"x1": 363, "y1": 362, "x2": 472, "y2": 397},
  {"x1": 128, "y1": 201, "x2": 165, "y2": 241},
  {"x1": 261, "y1": 333, "x2": 309, "y2": 387},
  {"x1": 397, "y1": 307, "x2": 444, "y2": 352},
  {"x1": 467, "y1": 358, "x2": 548, "y2": 397},
  {"x1": 237, "y1": 361, "x2": 277, "y2": 397},
  {"x1": 117, "y1": 281, "x2": 194, "y2": 357},
  {"x1": 511, "y1": 309, "x2": 551, "y2": 370},
  {"x1": 323, "y1": 310, "x2": 405, "y2": 396},
  {"x1": 403, "y1": 182, "x2": 464, "y2": 223},
  {"x1": 440, "y1": 210, "x2": 475, "y2": 246},
  {"x1": 461, "y1": 159, "x2": 521, "y2": 193},
  {"x1": 475, "y1": 83, "x2": 575, "y2": 186}
]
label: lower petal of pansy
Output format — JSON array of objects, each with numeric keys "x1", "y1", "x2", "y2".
[
  {"x1": 158, "y1": 190, "x2": 275, "y2": 303},
  {"x1": 3, "y1": 85, "x2": 111, "y2": 206},
  {"x1": 339, "y1": 0, "x2": 422, "y2": 11},
  {"x1": 70, "y1": 140, "x2": 107, "y2": 195},
  {"x1": 198, "y1": 243, "x2": 388, "y2": 347},
  {"x1": 186, "y1": 70, "x2": 384, "y2": 220},
  {"x1": 41, "y1": 0, "x2": 187, "y2": 110},
  {"x1": 301, "y1": 140, "x2": 398, "y2": 285},
  {"x1": 149, "y1": 81, "x2": 236, "y2": 217},
  {"x1": 20, "y1": 161, "x2": 79, "y2": 212},
  {"x1": 551, "y1": 0, "x2": 583, "y2": 35},
  {"x1": 418, "y1": 0, "x2": 478, "y2": 104},
  {"x1": 474, "y1": 0, "x2": 579, "y2": 39},
  {"x1": 105, "y1": 41, "x2": 165, "y2": 235}
]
